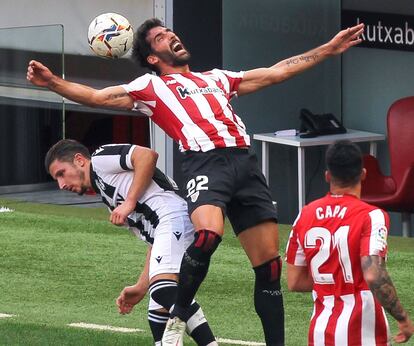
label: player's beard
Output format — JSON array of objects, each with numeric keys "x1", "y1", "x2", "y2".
[
  {"x1": 172, "y1": 51, "x2": 191, "y2": 66},
  {"x1": 77, "y1": 187, "x2": 87, "y2": 196},
  {"x1": 77, "y1": 170, "x2": 88, "y2": 196},
  {"x1": 157, "y1": 48, "x2": 191, "y2": 67}
]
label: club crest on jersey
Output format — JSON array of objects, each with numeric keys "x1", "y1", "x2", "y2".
[
  {"x1": 190, "y1": 191, "x2": 200, "y2": 203},
  {"x1": 176, "y1": 86, "x2": 224, "y2": 99}
]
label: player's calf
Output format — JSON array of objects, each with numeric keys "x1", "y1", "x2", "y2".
[
  {"x1": 253, "y1": 256, "x2": 284, "y2": 346},
  {"x1": 150, "y1": 278, "x2": 217, "y2": 345},
  {"x1": 172, "y1": 229, "x2": 222, "y2": 319},
  {"x1": 148, "y1": 309, "x2": 169, "y2": 345},
  {"x1": 186, "y1": 302, "x2": 217, "y2": 345}
]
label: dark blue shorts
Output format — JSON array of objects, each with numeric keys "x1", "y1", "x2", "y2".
[{"x1": 181, "y1": 147, "x2": 277, "y2": 235}]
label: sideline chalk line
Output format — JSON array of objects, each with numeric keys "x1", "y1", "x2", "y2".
[
  {"x1": 68, "y1": 321, "x2": 266, "y2": 345},
  {"x1": 68, "y1": 322, "x2": 144, "y2": 333}
]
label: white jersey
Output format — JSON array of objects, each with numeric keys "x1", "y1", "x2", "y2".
[
  {"x1": 121, "y1": 69, "x2": 250, "y2": 152},
  {"x1": 90, "y1": 144, "x2": 188, "y2": 245}
]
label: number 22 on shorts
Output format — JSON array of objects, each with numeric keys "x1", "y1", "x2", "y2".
[{"x1": 186, "y1": 175, "x2": 209, "y2": 202}]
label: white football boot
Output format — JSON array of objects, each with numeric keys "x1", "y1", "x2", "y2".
[{"x1": 162, "y1": 316, "x2": 186, "y2": 346}]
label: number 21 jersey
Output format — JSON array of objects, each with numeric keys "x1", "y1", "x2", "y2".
[{"x1": 285, "y1": 193, "x2": 390, "y2": 346}]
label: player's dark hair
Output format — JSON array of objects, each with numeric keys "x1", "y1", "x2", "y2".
[
  {"x1": 132, "y1": 18, "x2": 164, "y2": 73},
  {"x1": 325, "y1": 140, "x2": 363, "y2": 187},
  {"x1": 45, "y1": 139, "x2": 91, "y2": 174}
]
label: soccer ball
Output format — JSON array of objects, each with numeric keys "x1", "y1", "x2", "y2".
[{"x1": 88, "y1": 13, "x2": 134, "y2": 59}]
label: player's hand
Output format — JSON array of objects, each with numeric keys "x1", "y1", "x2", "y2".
[
  {"x1": 110, "y1": 200, "x2": 135, "y2": 226},
  {"x1": 116, "y1": 285, "x2": 146, "y2": 314},
  {"x1": 26, "y1": 60, "x2": 54, "y2": 88},
  {"x1": 328, "y1": 23, "x2": 364, "y2": 55},
  {"x1": 394, "y1": 318, "x2": 414, "y2": 343}
]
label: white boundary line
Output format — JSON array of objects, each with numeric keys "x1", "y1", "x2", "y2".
[
  {"x1": 217, "y1": 338, "x2": 265, "y2": 345},
  {"x1": 68, "y1": 322, "x2": 144, "y2": 333},
  {"x1": 67, "y1": 321, "x2": 265, "y2": 345},
  {"x1": 0, "y1": 313, "x2": 15, "y2": 318}
]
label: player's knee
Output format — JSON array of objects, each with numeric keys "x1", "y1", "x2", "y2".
[
  {"x1": 253, "y1": 256, "x2": 282, "y2": 284},
  {"x1": 149, "y1": 279, "x2": 177, "y2": 310},
  {"x1": 187, "y1": 229, "x2": 222, "y2": 260}
]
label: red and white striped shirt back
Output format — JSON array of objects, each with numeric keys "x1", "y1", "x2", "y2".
[
  {"x1": 122, "y1": 69, "x2": 250, "y2": 152},
  {"x1": 285, "y1": 193, "x2": 391, "y2": 346}
]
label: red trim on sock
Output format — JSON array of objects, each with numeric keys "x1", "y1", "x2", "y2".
[
  {"x1": 270, "y1": 258, "x2": 281, "y2": 281},
  {"x1": 194, "y1": 230, "x2": 205, "y2": 248},
  {"x1": 270, "y1": 260, "x2": 277, "y2": 281},
  {"x1": 203, "y1": 232, "x2": 215, "y2": 252}
]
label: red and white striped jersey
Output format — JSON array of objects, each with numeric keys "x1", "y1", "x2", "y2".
[
  {"x1": 285, "y1": 193, "x2": 391, "y2": 346},
  {"x1": 122, "y1": 69, "x2": 250, "y2": 152}
]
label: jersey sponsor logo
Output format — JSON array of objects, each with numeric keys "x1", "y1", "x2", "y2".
[{"x1": 176, "y1": 86, "x2": 224, "y2": 99}]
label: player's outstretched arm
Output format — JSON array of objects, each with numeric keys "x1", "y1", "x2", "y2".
[
  {"x1": 116, "y1": 247, "x2": 151, "y2": 314},
  {"x1": 361, "y1": 255, "x2": 414, "y2": 343},
  {"x1": 238, "y1": 23, "x2": 364, "y2": 96},
  {"x1": 110, "y1": 146, "x2": 158, "y2": 226},
  {"x1": 27, "y1": 60, "x2": 134, "y2": 110}
]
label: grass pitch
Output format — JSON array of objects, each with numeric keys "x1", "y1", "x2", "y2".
[{"x1": 0, "y1": 198, "x2": 413, "y2": 345}]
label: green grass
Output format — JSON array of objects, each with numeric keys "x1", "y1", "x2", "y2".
[{"x1": 0, "y1": 198, "x2": 413, "y2": 345}]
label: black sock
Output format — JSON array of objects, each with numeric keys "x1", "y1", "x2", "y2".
[
  {"x1": 148, "y1": 309, "x2": 169, "y2": 344},
  {"x1": 172, "y1": 229, "x2": 222, "y2": 320},
  {"x1": 149, "y1": 279, "x2": 216, "y2": 345},
  {"x1": 253, "y1": 257, "x2": 285, "y2": 346}
]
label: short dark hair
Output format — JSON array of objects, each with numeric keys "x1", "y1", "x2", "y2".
[
  {"x1": 45, "y1": 139, "x2": 90, "y2": 174},
  {"x1": 325, "y1": 140, "x2": 363, "y2": 187},
  {"x1": 132, "y1": 18, "x2": 164, "y2": 73}
]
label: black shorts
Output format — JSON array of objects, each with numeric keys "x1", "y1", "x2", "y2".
[{"x1": 181, "y1": 147, "x2": 277, "y2": 235}]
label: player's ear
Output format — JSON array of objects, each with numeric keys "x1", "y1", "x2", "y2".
[
  {"x1": 147, "y1": 54, "x2": 158, "y2": 66},
  {"x1": 360, "y1": 168, "x2": 367, "y2": 181},
  {"x1": 74, "y1": 153, "x2": 86, "y2": 167},
  {"x1": 325, "y1": 170, "x2": 331, "y2": 183}
]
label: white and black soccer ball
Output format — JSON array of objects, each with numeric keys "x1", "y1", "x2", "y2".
[{"x1": 88, "y1": 13, "x2": 134, "y2": 59}]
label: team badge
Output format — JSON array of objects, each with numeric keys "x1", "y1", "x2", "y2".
[
  {"x1": 190, "y1": 191, "x2": 200, "y2": 203},
  {"x1": 186, "y1": 175, "x2": 208, "y2": 203}
]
